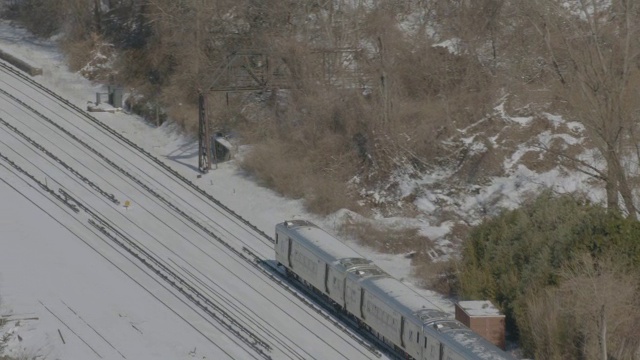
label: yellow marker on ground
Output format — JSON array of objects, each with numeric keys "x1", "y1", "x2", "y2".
[{"x1": 124, "y1": 200, "x2": 131, "y2": 208}]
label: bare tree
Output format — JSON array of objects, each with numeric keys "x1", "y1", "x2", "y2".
[
  {"x1": 558, "y1": 254, "x2": 640, "y2": 359},
  {"x1": 522, "y1": 0, "x2": 640, "y2": 218},
  {"x1": 146, "y1": 0, "x2": 239, "y2": 91},
  {"x1": 525, "y1": 254, "x2": 640, "y2": 359},
  {"x1": 525, "y1": 287, "x2": 576, "y2": 360}
]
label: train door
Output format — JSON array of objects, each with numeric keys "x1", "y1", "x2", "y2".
[
  {"x1": 275, "y1": 232, "x2": 291, "y2": 267},
  {"x1": 344, "y1": 278, "x2": 361, "y2": 318},
  {"x1": 324, "y1": 264, "x2": 330, "y2": 294},
  {"x1": 403, "y1": 322, "x2": 421, "y2": 359},
  {"x1": 400, "y1": 317, "x2": 405, "y2": 349},
  {"x1": 286, "y1": 237, "x2": 293, "y2": 268},
  {"x1": 413, "y1": 329, "x2": 422, "y2": 359},
  {"x1": 342, "y1": 278, "x2": 347, "y2": 308},
  {"x1": 359, "y1": 288, "x2": 366, "y2": 319},
  {"x1": 327, "y1": 267, "x2": 346, "y2": 307},
  {"x1": 423, "y1": 333, "x2": 441, "y2": 360}
]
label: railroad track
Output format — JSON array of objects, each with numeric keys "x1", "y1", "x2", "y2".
[
  {"x1": 0, "y1": 144, "x2": 318, "y2": 359},
  {"x1": 0, "y1": 62, "x2": 277, "y2": 257},
  {"x1": 0, "y1": 107, "x2": 364, "y2": 359},
  {"x1": 0, "y1": 61, "x2": 274, "y2": 243},
  {"x1": 241, "y1": 248, "x2": 408, "y2": 360},
  {"x1": 68, "y1": 192, "x2": 273, "y2": 358},
  {"x1": 0, "y1": 117, "x2": 317, "y2": 359},
  {"x1": 0, "y1": 153, "x2": 245, "y2": 359},
  {"x1": 0, "y1": 63, "x2": 387, "y2": 359}
]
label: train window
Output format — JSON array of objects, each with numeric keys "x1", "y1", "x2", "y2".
[
  {"x1": 424, "y1": 337, "x2": 427, "y2": 348},
  {"x1": 416, "y1": 332, "x2": 419, "y2": 343},
  {"x1": 275, "y1": 234, "x2": 278, "y2": 244}
]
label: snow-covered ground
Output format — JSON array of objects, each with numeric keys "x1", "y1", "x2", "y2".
[{"x1": 0, "y1": 176, "x2": 235, "y2": 360}]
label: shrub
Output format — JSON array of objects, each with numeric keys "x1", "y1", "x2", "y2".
[
  {"x1": 240, "y1": 135, "x2": 361, "y2": 215},
  {"x1": 9, "y1": 0, "x2": 64, "y2": 37},
  {"x1": 415, "y1": 258, "x2": 460, "y2": 297},
  {"x1": 338, "y1": 220, "x2": 429, "y2": 254}
]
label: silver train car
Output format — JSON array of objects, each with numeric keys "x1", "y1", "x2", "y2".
[{"x1": 275, "y1": 220, "x2": 516, "y2": 360}]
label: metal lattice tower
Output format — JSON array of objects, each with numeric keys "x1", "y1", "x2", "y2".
[
  {"x1": 197, "y1": 93, "x2": 211, "y2": 173},
  {"x1": 197, "y1": 48, "x2": 368, "y2": 173}
]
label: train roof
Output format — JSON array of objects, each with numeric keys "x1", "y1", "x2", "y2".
[
  {"x1": 364, "y1": 277, "x2": 514, "y2": 359},
  {"x1": 360, "y1": 275, "x2": 450, "y2": 321},
  {"x1": 276, "y1": 220, "x2": 367, "y2": 264},
  {"x1": 279, "y1": 220, "x2": 515, "y2": 359}
]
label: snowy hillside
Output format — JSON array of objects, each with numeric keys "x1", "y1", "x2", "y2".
[{"x1": 370, "y1": 97, "x2": 603, "y2": 258}]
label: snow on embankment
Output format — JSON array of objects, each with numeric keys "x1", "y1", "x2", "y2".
[{"x1": 353, "y1": 97, "x2": 605, "y2": 259}]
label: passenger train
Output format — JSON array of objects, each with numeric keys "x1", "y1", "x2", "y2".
[{"x1": 275, "y1": 220, "x2": 516, "y2": 360}]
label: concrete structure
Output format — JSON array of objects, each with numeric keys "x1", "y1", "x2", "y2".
[
  {"x1": 108, "y1": 85, "x2": 124, "y2": 108},
  {"x1": 0, "y1": 49, "x2": 42, "y2": 76},
  {"x1": 212, "y1": 135, "x2": 234, "y2": 163},
  {"x1": 95, "y1": 86, "x2": 124, "y2": 108},
  {"x1": 455, "y1": 300, "x2": 506, "y2": 350}
]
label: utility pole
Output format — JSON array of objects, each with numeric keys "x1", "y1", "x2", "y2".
[
  {"x1": 195, "y1": 0, "x2": 211, "y2": 174},
  {"x1": 198, "y1": 92, "x2": 211, "y2": 173}
]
